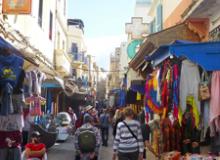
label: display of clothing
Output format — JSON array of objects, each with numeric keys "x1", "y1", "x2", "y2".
[
  {"x1": 26, "y1": 95, "x2": 46, "y2": 116},
  {"x1": 145, "y1": 70, "x2": 162, "y2": 114},
  {"x1": 126, "y1": 89, "x2": 137, "y2": 104},
  {"x1": 12, "y1": 94, "x2": 25, "y2": 114},
  {"x1": 0, "y1": 83, "x2": 14, "y2": 115},
  {"x1": 161, "y1": 118, "x2": 172, "y2": 152},
  {"x1": 180, "y1": 60, "x2": 200, "y2": 114},
  {"x1": 13, "y1": 70, "x2": 25, "y2": 94},
  {"x1": 0, "y1": 54, "x2": 24, "y2": 87},
  {"x1": 26, "y1": 70, "x2": 46, "y2": 96},
  {"x1": 0, "y1": 53, "x2": 25, "y2": 160},
  {"x1": 0, "y1": 114, "x2": 24, "y2": 131},
  {"x1": 210, "y1": 71, "x2": 220, "y2": 136}
]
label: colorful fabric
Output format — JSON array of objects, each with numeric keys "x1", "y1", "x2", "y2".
[
  {"x1": 210, "y1": 71, "x2": 220, "y2": 135},
  {"x1": 26, "y1": 96, "x2": 46, "y2": 116},
  {"x1": 145, "y1": 70, "x2": 162, "y2": 114},
  {"x1": 0, "y1": 54, "x2": 24, "y2": 87},
  {"x1": 180, "y1": 60, "x2": 200, "y2": 114},
  {"x1": 161, "y1": 118, "x2": 172, "y2": 152},
  {"x1": 0, "y1": 114, "x2": 24, "y2": 131},
  {"x1": 187, "y1": 95, "x2": 200, "y2": 128},
  {"x1": 172, "y1": 64, "x2": 180, "y2": 119},
  {"x1": 136, "y1": 92, "x2": 141, "y2": 101}
]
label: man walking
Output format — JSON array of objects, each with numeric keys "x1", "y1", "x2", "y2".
[
  {"x1": 100, "y1": 109, "x2": 110, "y2": 146},
  {"x1": 75, "y1": 114, "x2": 101, "y2": 160},
  {"x1": 113, "y1": 107, "x2": 144, "y2": 160}
]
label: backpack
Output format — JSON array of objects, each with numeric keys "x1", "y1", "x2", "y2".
[{"x1": 78, "y1": 128, "x2": 96, "y2": 153}]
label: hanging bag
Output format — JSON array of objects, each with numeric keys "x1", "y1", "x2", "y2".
[{"x1": 199, "y1": 71, "x2": 210, "y2": 100}]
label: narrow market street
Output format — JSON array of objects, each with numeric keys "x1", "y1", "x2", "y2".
[
  {"x1": 48, "y1": 133, "x2": 114, "y2": 160},
  {"x1": 1, "y1": 0, "x2": 220, "y2": 160}
]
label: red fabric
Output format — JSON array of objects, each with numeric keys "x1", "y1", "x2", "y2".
[
  {"x1": 25, "y1": 143, "x2": 45, "y2": 159},
  {"x1": 0, "y1": 131, "x2": 22, "y2": 148}
]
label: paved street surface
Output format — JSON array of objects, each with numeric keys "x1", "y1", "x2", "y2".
[{"x1": 48, "y1": 132, "x2": 113, "y2": 160}]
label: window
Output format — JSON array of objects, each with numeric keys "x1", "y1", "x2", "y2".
[
  {"x1": 150, "y1": 18, "x2": 155, "y2": 33},
  {"x1": 71, "y1": 43, "x2": 78, "y2": 53},
  {"x1": 49, "y1": 11, "x2": 53, "y2": 40},
  {"x1": 156, "y1": 4, "x2": 163, "y2": 32},
  {"x1": 38, "y1": 0, "x2": 43, "y2": 27}
]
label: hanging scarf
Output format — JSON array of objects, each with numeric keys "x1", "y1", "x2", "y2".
[
  {"x1": 172, "y1": 64, "x2": 180, "y2": 120},
  {"x1": 145, "y1": 70, "x2": 162, "y2": 114},
  {"x1": 186, "y1": 95, "x2": 200, "y2": 128}
]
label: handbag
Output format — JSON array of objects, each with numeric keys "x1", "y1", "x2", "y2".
[{"x1": 199, "y1": 71, "x2": 210, "y2": 100}]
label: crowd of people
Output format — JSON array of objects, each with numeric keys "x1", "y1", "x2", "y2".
[
  {"x1": 71, "y1": 105, "x2": 155, "y2": 160},
  {"x1": 21, "y1": 104, "x2": 152, "y2": 160}
]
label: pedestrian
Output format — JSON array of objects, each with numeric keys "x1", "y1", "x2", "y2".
[
  {"x1": 75, "y1": 114, "x2": 101, "y2": 160},
  {"x1": 112, "y1": 109, "x2": 123, "y2": 137},
  {"x1": 67, "y1": 107, "x2": 77, "y2": 133},
  {"x1": 113, "y1": 107, "x2": 144, "y2": 160},
  {"x1": 23, "y1": 131, "x2": 47, "y2": 160},
  {"x1": 100, "y1": 109, "x2": 110, "y2": 146},
  {"x1": 84, "y1": 105, "x2": 100, "y2": 128}
]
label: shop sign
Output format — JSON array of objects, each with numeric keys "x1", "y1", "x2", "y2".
[
  {"x1": 209, "y1": 25, "x2": 220, "y2": 41},
  {"x1": 2, "y1": 0, "x2": 32, "y2": 14}
]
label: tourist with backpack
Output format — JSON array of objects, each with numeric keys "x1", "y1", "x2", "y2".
[
  {"x1": 113, "y1": 107, "x2": 144, "y2": 160},
  {"x1": 99, "y1": 109, "x2": 110, "y2": 146},
  {"x1": 74, "y1": 114, "x2": 101, "y2": 160}
]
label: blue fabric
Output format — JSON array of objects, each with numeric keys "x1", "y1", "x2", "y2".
[
  {"x1": 0, "y1": 83, "x2": 14, "y2": 115},
  {"x1": 118, "y1": 90, "x2": 126, "y2": 107},
  {"x1": 46, "y1": 90, "x2": 52, "y2": 114},
  {"x1": 130, "y1": 84, "x2": 145, "y2": 95},
  {"x1": 0, "y1": 54, "x2": 24, "y2": 87},
  {"x1": 170, "y1": 41, "x2": 220, "y2": 71},
  {"x1": 145, "y1": 40, "x2": 192, "y2": 66},
  {"x1": 145, "y1": 40, "x2": 220, "y2": 71}
]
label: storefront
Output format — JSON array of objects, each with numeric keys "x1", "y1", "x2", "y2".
[{"x1": 144, "y1": 40, "x2": 220, "y2": 158}]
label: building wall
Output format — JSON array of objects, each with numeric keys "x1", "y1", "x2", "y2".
[
  {"x1": 148, "y1": 0, "x2": 163, "y2": 33},
  {"x1": 163, "y1": 0, "x2": 194, "y2": 29},
  {"x1": 6, "y1": 0, "x2": 56, "y2": 63},
  {"x1": 135, "y1": 0, "x2": 152, "y2": 23}
]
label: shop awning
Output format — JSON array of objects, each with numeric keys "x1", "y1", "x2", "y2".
[
  {"x1": 145, "y1": 40, "x2": 220, "y2": 71},
  {"x1": 170, "y1": 41, "x2": 220, "y2": 71},
  {"x1": 145, "y1": 40, "x2": 193, "y2": 66}
]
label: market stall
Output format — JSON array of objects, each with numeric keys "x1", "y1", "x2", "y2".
[{"x1": 144, "y1": 40, "x2": 220, "y2": 159}]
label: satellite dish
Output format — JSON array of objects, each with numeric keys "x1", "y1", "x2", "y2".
[{"x1": 127, "y1": 40, "x2": 143, "y2": 59}]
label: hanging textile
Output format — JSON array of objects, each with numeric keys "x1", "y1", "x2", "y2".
[
  {"x1": 136, "y1": 92, "x2": 141, "y2": 101},
  {"x1": 161, "y1": 118, "x2": 172, "y2": 152},
  {"x1": 187, "y1": 95, "x2": 200, "y2": 128},
  {"x1": 145, "y1": 70, "x2": 162, "y2": 114},
  {"x1": 0, "y1": 54, "x2": 24, "y2": 87},
  {"x1": 180, "y1": 60, "x2": 200, "y2": 114},
  {"x1": 210, "y1": 71, "x2": 220, "y2": 136},
  {"x1": 25, "y1": 95, "x2": 46, "y2": 116},
  {"x1": 172, "y1": 64, "x2": 180, "y2": 119}
]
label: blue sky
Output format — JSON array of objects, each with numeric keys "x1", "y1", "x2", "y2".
[{"x1": 67, "y1": 0, "x2": 136, "y2": 69}]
